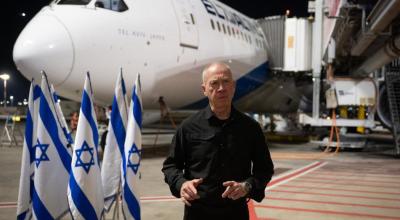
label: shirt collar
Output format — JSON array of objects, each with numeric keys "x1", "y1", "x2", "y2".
[
  {"x1": 203, "y1": 104, "x2": 238, "y2": 121},
  {"x1": 204, "y1": 105, "x2": 214, "y2": 120}
]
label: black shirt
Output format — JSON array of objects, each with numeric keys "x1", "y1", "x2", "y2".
[{"x1": 162, "y1": 105, "x2": 274, "y2": 205}]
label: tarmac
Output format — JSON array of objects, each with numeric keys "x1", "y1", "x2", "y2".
[{"x1": 1, "y1": 132, "x2": 400, "y2": 220}]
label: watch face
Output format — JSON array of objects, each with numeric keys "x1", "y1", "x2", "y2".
[
  {"x1": 247, "y1": 182, "x2": 252, "y2": 190},
  {"x1": 243, "y1": 182, "x2": 251, "y2": 193}
]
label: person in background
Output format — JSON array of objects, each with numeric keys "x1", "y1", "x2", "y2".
[
  {"x1": 69, "y1": 111, "x2": 79, "y2": 144},
  {"x1": 99, "y1": 105, "x2": 112, "y2": 161},
  {"x1": 162, "y1": 62, "x2": 274, "y2": 220}
]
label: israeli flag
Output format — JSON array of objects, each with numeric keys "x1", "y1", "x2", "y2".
[
  {"x1": 17, "y1": 81, "x2": 40, "y2": 220},
  {"x1": 122, "y1": 74, "x2": 142, "y2": 220},
  {"x1": 32, "y1": 73, "x2": 72, "y2": 219},
  {"x1": 68, "y1": 73, "x2": 104, "y2": 220},
  {"x1": 101, "y1": 71, "x2": 129, "y2": 211},
  {"x1": 51, "y1": 84, "x2": 74, "y2": 145}
]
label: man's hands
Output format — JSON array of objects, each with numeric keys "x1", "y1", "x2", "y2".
[
  {"x1": 180, "y1": 179, "x2": 250, "y2": 205},
  {"x1": 222, "y1": 181, "x2": 250, "y2": 200},
  {"x1": 180, "y1": 178, "x2": 203, "y2": 206}
]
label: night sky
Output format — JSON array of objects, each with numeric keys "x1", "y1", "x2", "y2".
[{"x1": 0, "y1": 0, "x2": 308, "y2": 103}]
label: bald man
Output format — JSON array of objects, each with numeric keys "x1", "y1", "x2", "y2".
[{"x1": 162, "y1": 62, "x2": 274, "y2": 220}]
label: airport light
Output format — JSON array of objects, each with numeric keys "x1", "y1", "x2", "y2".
[
  {"x1": 0, "y1": 73, "x2": 10, "y2": 107},
  {"x1": 10, "y1": 95, "x2": 14, "y2": 106}
]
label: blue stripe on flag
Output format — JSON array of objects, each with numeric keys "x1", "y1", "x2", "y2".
[
  {"x1": 32, "y1": 186, "x2": 53, "y2": 220},
  {"x1": 53, "y1": 93, "x2": 59, "y2": 103},
  {"x1": 33, "y1": 85, "x2": 41, "y2": 100},
  {"x1": 111, "y1": 95, "x2": 126, "y2": 169},
  {"x1": 69, "y1": 174, "x2": 98, "y2": 220},
  {"x1": 25, "y1": 109, "x2": 34, "y2": 164},
  {"x1": 132, "y1": 88, "x2": 142, "y2": 129},
  {"x1": 81, "y1": 91, "x2": 99, "y2": 147},
  {"x1": 124, "y1": 184, "x2": 141, "y2": 220},
  {"x1": 62, "y1": 127, "x2": 74, "y2": 145},
  {"x1": 17, "y1": 211, "x2": 27, "y2": 220},
  {"x1": 39, "y1": 95, "x2": 71, "y2": 172}
]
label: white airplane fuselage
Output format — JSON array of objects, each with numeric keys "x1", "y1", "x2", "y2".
[{"x1": 14, "y1": 0, "x2": 293, "y2": 112}]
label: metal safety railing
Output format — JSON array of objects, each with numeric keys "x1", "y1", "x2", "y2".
[
  {"x1": 386, "y1": 59, "x2": 400, "y2": 157},
  {"x1": 0, "y1": 115, "x2": 23, "y2": 147}
]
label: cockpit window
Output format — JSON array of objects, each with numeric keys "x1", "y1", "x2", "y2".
[
  {"x1": 57, "y1": 0, "x2": 91, "y2": 5},
  {"x1": 95, "y1": 0, "x2": 128, "y2": 12},
  {"x1": 56, "y1": 0, "x2": 128, "y2": 11}
]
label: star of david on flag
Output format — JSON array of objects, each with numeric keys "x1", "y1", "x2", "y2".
[
  {"x1": 75, "y1": 141, "x2": 95, "y2": 174},
  {"x1": 34, "y1": 139, "x2": 50, "y2": 168},
  {"x1": 127, "y1": 144, "x2": 141, "y2": 175},
  {"x1": 68, "y1": 72, "x2": 104, "y2": 220},
  {"x1": 122, "y1": 74, "x2": 142, "y2": 220},
  {"x1": 17, "y1": 80, "x2": 40, "y2": 220},
  {"x1": 101, "y1": 71, "x2": 129, "y2": 211},
  {"x1": 32, "y1": 72, "x2": 72, "y2": 219}
]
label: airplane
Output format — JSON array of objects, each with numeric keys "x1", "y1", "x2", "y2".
[{"x1": 12, "y1": 0, "x2": 311, "y2": 115}]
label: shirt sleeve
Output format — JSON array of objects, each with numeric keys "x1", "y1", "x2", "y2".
[
  {"x1": 161, "y1": 126, "x2": 187, "y2": 198},
  {"x1": 245, "y1": 123, "x2": 274, "y2": 202}
]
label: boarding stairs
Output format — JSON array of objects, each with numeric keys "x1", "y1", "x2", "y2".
[
  {"x1": 0, "y1": 115, "x2": 23, "y2": 147},
  {"x1": 386, "y1": 61, "x2": 400, "y2": 157}
]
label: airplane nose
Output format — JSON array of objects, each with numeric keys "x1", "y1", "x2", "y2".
[{"x1": 13, "y1": 13, "x2": 73, "y2": 85}]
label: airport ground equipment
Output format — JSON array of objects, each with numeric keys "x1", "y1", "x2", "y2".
[
  {"x1": 0, "y1": 115, "x2": 23, "y2": 147},
  {"x1": 259, "y1": 0, "x2": 400, "y2": 154}
]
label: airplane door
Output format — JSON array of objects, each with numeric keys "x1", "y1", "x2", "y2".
[{"x1": 171, "y1": 0, "x2": 199, "y2": 49}]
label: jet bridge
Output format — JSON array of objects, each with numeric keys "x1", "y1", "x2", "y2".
[{"x1": 258, "y1": 0, "x2": 400, "y2": 156}]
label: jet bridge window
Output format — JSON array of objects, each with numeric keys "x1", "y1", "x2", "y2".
[{"x1": 95, "y1": 0, "x2": 128, "y2": 12}]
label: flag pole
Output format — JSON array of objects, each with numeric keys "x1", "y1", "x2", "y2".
[{"x1": 112, "y1": 187, "x2": 121, "y2": 220}]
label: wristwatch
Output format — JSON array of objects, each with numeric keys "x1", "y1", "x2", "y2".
[{"x1": 241, "y1": 181, "x2": 252, "y2": 195}]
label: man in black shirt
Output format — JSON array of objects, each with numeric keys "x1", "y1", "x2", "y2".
[{"x1": 162, "y1": 62, "x2": 274, "y2": 220}]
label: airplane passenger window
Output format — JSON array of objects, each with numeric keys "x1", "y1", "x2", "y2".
[
  {"x1": 95, "y1": 0, "x2": 128, "y2": 12},
  {"x1": 227, "y1": 26, "x2": 231, "y2": 36},
  {"x1": 222, "y1": 24, "x2": 226, "y2": 34},
  {"x1": 190, "y1": 14, "x2": 195, "y2": 25},
  {"x1": 210, "y1": 19, "x2": 215, "y2": 30},
  {"x1": 217, "y1": 22, "x2": 221, "y2": 32},
  {"x1": 58, "y1": 0, "x2": 91, "y2": 5}
]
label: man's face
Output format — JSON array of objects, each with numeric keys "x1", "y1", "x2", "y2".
[{"x1": 202, "y1": 65, "x2": 235, "y2": 107}]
